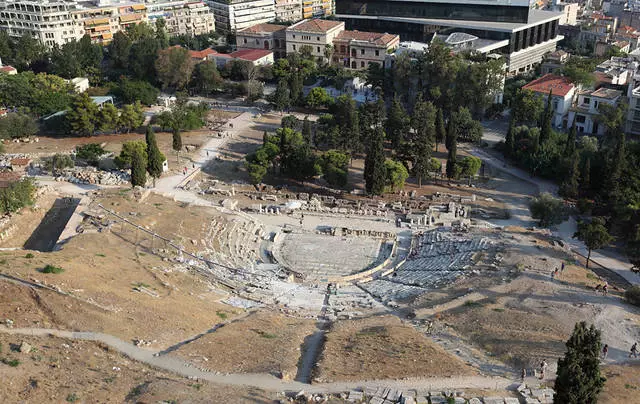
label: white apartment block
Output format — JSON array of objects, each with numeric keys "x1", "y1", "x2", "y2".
[
  {"x1": 274, "y1": 0, "x2": 300, "y2": 22},
  {"x1": 286, "y1": 19, "x2": 343, "y2": 61},
  {"x1": 72, "y1": 2, "x2": 147, "y2": 45},
  {"x1": 146, "y1": 1, "x2": 215, "y2": 36},
  {"x1": 207, "y1": 0, "x2": 276, "y2": 33},
  {"x1": 0, "y1": 0, "x2": 84, "y2": 47}
]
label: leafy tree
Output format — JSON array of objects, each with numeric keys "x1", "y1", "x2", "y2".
[
  {"x1": 281, "y1": 115, "x2": 298, "y2": 130},
  {"x1": 560, "y1": 153, "x2": 580, "y2": 199},
  {"x1": 129, "y1": 38, "x2": 160, "y2": 82},
  {"x1": 272, "y1": 78, "x2": 291, "y2": 112},
  {"x1": 145, "y1": 126, "x2": 165, "y2": 186},
  {"x1": 172, "y1": 128, "x2": 182, "y2": 163},
  {"x1": 561, "y1": 57, "x2": 597, "y2": 87},
  {"x1": 459, "y1": 156, "x2": 482, "y2": 184},
  {"x1": 574, "y1": 217, "x2": 614, "y2": 268},
  {"x1": 333, "y1": 95, "x2": 360, "y2": 152},
  {"x1": 114, "y1": 78, "x2": 159, "y2": 105},
  {"x1": 554, "y1": 322, "x2": 604, "y2": 404},
  {"x1": 319, "y1": 150, "x2": 349, "y2": 188},
  {"x1": 305, "y1": 87, "x2": 332, "y2": 109},
  {"x1": 98, "y1": 103, "x2": 120, "y2": 132},
  {"x1": 75, "y1": 143, "x2": 105, "y2": 165},
  {"x1": 289, "y1": 72, "x2": 304, "y2": 105},
  {"x1": 115, "y1": 140, "x2": 147, "y2": 169},
  {"x1": 434, "y1": 108, "x2": 446, "y2": 152},
  {"x1": 108, "y1": 31, "x2": 132, "y2": 70},
  {"x1": 156, "y1": 46, "x2": 194, "y2": 90},
  {"x1": 428, "y1": 157, "x2": 442, "y2": 181},
  {"x1": 192, "y1": 61, "x2": 222, "y2": 96},
  {"x1": 13, "y1": 33, "x2": 46, "y2": 70},
  {"x1": 0, "y1": 113, "x2": 38, "y2": 139},
  {"x1": 454, "y1": 107, "x2": 483, "y2": 143},
  {"x1": 246, "y1": 163, "x2": 267, "y2": 184},
  {"x1": 66, "y1": 93, "x2": 99, "y2": 136},
  {"x1": 581, "y1": 157, "x2": 591, "y2": 193},
  {"x1": 411, "y1": 98, "x2": 436, "y2": 187},
  {"x1": 386, "y1": 96, "x2": 409, "y2": 150},
  {"x1": 364, "y1": 126, "x2": 386, "y2": 195},
  {"x1": 530, "y1": 192, "x2": 565, "y2": 227},
  {"x1": 385, "y1": 159, "x2": 409, "y2": 191},
  {"x1": 130, "y1": 148, "x2": 147, "y2": 188},
  {"x1": 513, "y1": 89, "x2": 544, "y2": 125},
  {"x1": 45, "y1": 154, "x2": 74, "y2": 173},
  {"x1": 0, "y1": 178, "x2": 36, "y2": 214}
]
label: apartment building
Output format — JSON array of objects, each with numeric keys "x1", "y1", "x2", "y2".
[
  {"x1": 236, "y1": 23, "x2": 287, "y2": 58},
  {"x1": 301, "y1": 0, "x2": 332, "y2": 19},
  {"x1": 286, "y1": 19, "x2": 344, "y2": 61},
  {"x1": 207, "y1": 0, "x2": 276, "y2": 33},
  {"x1": 333, "y1": 30, "x2": 399, "y2": 69},
  {"x1": 72, "y1": 2, "x2": 147, "y2": 45},
  {"x1": 0, "y1": 0, "x2": 84, "y2": 47},
  {"x1": 146, "y1": 1, "x2": 214, "y2": 36},
  {"x1": 274, "y1": 0, "x2": 301, "y2": 22},
  {"x1": 569, "y1": 88, "x2": 622, "y2": 135}
]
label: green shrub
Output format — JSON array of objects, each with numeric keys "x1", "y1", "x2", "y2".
[
  {"x1": 0, "y1": 178, "x2": 36, "y2": 215},
  {"x1": 625, "y1": 286, "x2": 640, "y2": 307},
  {"x1": 42, "y1": 264, "x2": 64, "y2": 274},
  {"x1": 2, "y1": 358, "x2": 20, "y2": 367},
  {"x1": 75, "y1": 143, "x2": 106, "y2": 165},
  {"x1": 25, "y1": 253, "x2": 34, "y2": 259},
  {"x1": 66, "y1": 393, "x2": 79, "y2": 402}
]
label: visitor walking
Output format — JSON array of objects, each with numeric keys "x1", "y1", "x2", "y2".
[
  {"x1": 630, "y1": 343, "x2": 638, "y2": 358},
  {"x1": 540, "y1": 359, "x2": 548, "y2": 379},
  {"x1": 602, "y1": 344, "x2": 609, "y2": 360},
  {"x1": 521, "y1": 368, "x2": 526, "y2": 381},
  {"x1": 603, "y1": 283, "x2": 608, "y2": 296}
]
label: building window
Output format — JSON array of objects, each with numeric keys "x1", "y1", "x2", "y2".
[
  {"x1": 594, "y1": 100, "x2": 599, "y2": 108},
  {"x1": 361, "y1": 61, "x2": 365, "y2": 68},
  {"x1": 292, "y1": 34, "x2": 296, "y2": 39},
  {"x1": 583, "y1": 97, "x2": 590, "y2": 105},
  {"x1": 243, "y1": 38, "x2": 247, "y2": 44},
  {"x1": 360, "y1": 49, "x2": 365, "y2": 55},
  {"x1": 317, "y1": 36, "x2": 320, "y2": 41},
  {"x1": 256, "y1": 39, "x2": 259, "y2": 44},
  {"x1": 576, "y1": 114, "x2": 586, "y2": 123},
  {"x1": 317, "y1": 46, "x2": 320, "y2": 53},
  {"x1": 292, "y1": 44, "x2": 296, "y2": 50},
  {"x1": 375, "y1": 50, "x2": 379, "y2": 56}
]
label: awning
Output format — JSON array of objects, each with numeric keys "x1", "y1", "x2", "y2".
[{"x1": 131, "y1": 4, "x2": 146, "y2": 11}]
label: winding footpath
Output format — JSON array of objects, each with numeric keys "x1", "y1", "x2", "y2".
[{"x1": 0, "y1": 326, "x2": 513, "y2": 393}]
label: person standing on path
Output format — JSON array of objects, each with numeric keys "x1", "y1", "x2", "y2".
[
  {"x1": 630, "y1": 343, "x2": 638, "y2": 358},
  {"x1": 540, "y1": 359, "x2": 548, "y2": 379},
  {"x1": 602, "y1": 344, "x2": 608, "y2": 360}
]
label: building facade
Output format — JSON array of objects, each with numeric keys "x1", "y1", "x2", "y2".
[
  {"x1": 0, "y1": 0, "x2": 84, "y2": 47},
  {"x1": 523, "y1": 74, "x2": 576, "y2": 128},
  {"x1": 568, "y1": 88, "x2": 622, "y2": 135},
  {"x1": 146, "y1": 1, "x2": 215, "y2": 37},
  {"x1": 236, "y1": 23, "x2": 287, "y2": 58},
  {"x1": 333, "y1": 30, "x2": 399, "y2": 69},
  {"x1": 72, "y1": 2, "x2": 148, "y2": 45},
  {"x1": 286, "y1": 19, "x2": 344, "y2": 61},
  {"x1": 208, "y1": 0, "x2": 276, "y2": 33},
  {"x1": 302, "y1": 0, "x2": 332, "y2": 19},
  {"x1": 334, "y1": 0, "x2": 564, "y2": 76},
  {"x1": 274, "y1": 0, "x2": 301, "y2": 22}
]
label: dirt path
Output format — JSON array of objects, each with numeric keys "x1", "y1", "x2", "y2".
[{"x1": 0, "y1": 326, "x2": 515, "y2": 393}]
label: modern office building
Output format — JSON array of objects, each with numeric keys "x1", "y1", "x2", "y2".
[
  {"x1": 207, "y1": 0, "x2": 276, "y2": 33},
  {"x1": 334, "y1": 0, "x2": 564, "y2": 75}
]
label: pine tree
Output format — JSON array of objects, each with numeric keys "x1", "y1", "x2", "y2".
[
  {"x1": 505, "y1": 116, "x2": 515, "y2": 157},
  {"x1": 540, "y1": 90, "x2": 553, "y2": 144},
  {"x1": 302, "y1": 117, "x2": 312, "y2": 143},
  {"x1": 435, "y1": 107, "x2": 446, "y2": 153},
  {"x1": 145, "y1": 126, "x2": 164, "y2": 186},
  {"x1": 565, "y1": 118, "x2": 577, "y2": 157},
  {"x1": 130, "y1": 149, "x2": 147, "y2": 187},
  {"x1": 172, "y1": 128, "x2": 182, "y2": 163},
  {"x1": 273, "y1": 78, "x2": 290, "y2": 112},
  {"x1": 364, "y1": 126, "x2": 386, "y2": 195},
  {"x1": 560, "y1": 153, "x2": 580, "y2": 199},
  {"x1": 554, "y1": 321, "x2": 604, "y2": 404},
  {"x1": 386, "y1": 96, "x2": 409, "y2": 151},
  {"x1": 607, "y1": 130, "x2": 626, "y2": 207}
]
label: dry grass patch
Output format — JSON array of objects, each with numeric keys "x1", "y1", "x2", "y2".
[
  {"x1": 600, "y1": 363, "x2": 640, "y2": 403},
  {"x1": 317, "y1": 315, "x2": 477, "y2": 382},
  {"x1": 171, "y1": 311, "x2": 315, "y2": 377}
]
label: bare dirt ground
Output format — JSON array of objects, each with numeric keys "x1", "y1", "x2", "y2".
[
  {"x1": 171, "y1": 311, "x2": 315, "y2": 378},
  {"x1": 0, "y1": 333, "x2": 274, "y2": 403},
  {"x1": 316, "y1": 315, "x2": 478, "y2": 383}
]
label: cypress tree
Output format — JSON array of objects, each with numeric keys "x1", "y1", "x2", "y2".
[
  {"x1": 302, "y1": 117, "x2": 312, "y2": 143},
  {"x1": 263, "y1": 130, "x2": 269, "y2": 145},
  {"x1": 172, "y1": 128, "x2": 182, "y2": 163},
  {"x1": 581, "y1": 157, "x2": 591, "y2": 194},
  {"x1": 540, "y1": 89, "x2": 553, "y2": 144},
  {"x1": 560, "y1": 153, "x2": 580, "y2": 199},
  {"x1": 435, "y1": 107, "x2": 446, "y2": 153},
  {"x1": 131, "y1": 149, "x2": 147, "y2": 187},
  {"x1": 565, "y1": 118, "x2": 577, "y2": 157},
  {"x1": 554, "y1": 321, "x2": 604, "y2": 404},
  {"x1": 505, "y1": 116, "x2": 515, "y2": 157},
  {"x1": 364, "y1": 126, "x2": 386, "y2": 195},
  {"x1": 145, "y1": 125, "x2": 164, "y2": 186},
  {"x1": 446, "y1": 123, "x2": 458, "y2": 179}
]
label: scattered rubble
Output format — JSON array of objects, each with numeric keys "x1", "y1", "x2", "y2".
[{"x1": 56, "y1": 167, "x2": 130, "y2": 185}]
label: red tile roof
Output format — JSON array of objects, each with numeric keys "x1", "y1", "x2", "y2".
[
  {"x1": 522, "y1": 74, "x2": 575, "y2": 97},
  {"x1": 238, "y1": 23, "x2": 287, "y2": 34},
  {"x1": 188, "y1": 48, "x2": 217, "y2": 59},
  {"x1": 229, "y1": 49, "x2": 273, "y2": 62},
  {"x1": 335, "y1": 30, "x2": 399, "y2": 46},
  {"x1": 10, "y1": 158, "x2": 31, "y2": 166},
  {"x1": 0, "y1": 65, "x2": 17, "y2": 73},
  {"x1": 288, "y1": 19, "x2": 343, "y2": 33}
]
